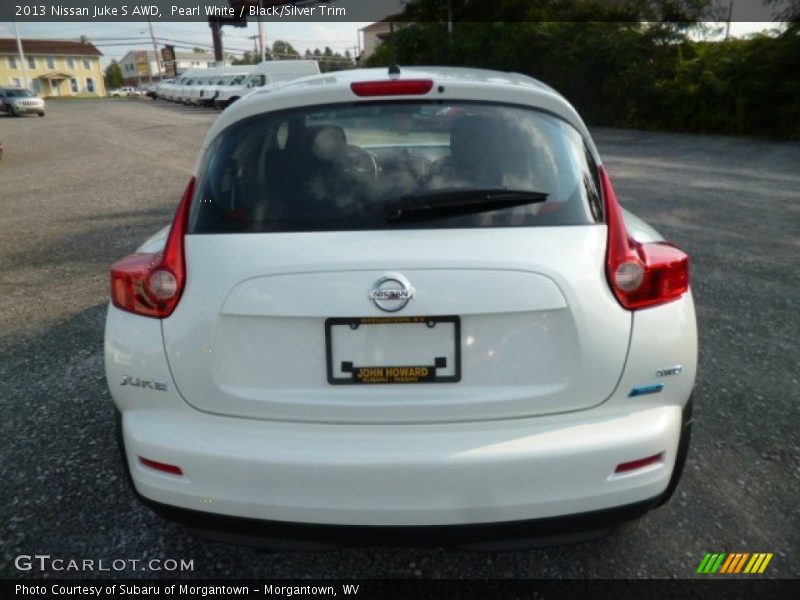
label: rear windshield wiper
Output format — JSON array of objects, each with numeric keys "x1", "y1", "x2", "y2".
[{"x1": 385, "y1": 188, "x2": 548, "y2": 221}]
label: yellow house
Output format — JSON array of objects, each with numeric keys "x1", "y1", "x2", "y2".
[{"x1": 0, "y1": 38, "x2": 106, "y2": 97}]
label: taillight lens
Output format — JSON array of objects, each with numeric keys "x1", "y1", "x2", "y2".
[
  {"x1": 600, "y1": 166, "x2": 690, "y2": 310},
  {"x1": 110, "y1": 177, "x2": 195, "y2": 318},
  {"x1": 350, "y1": 79, "x2": 434, "y2": 97}
]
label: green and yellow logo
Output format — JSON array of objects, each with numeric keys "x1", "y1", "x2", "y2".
[{"x1": 697, "y1": 552, "x2": 773, "y2": 574}]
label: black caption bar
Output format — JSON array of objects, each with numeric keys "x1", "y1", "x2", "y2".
[
  {"x1": 2, "y1": 0, "x2": 786, "y2": 22},
  {"x1": 3, "y1": 579, "x2": 797, "y2": 600}
]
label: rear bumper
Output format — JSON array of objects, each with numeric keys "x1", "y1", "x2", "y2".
[
  {"x1": 11, "y1": 104, "x2": 44, "y2": 113},
  {"x1": 118, "y1": 400, "x2": 692, "y2": 543},
  {"x1": 140, "y1": 492, "x2": 659, "y2": 550}
]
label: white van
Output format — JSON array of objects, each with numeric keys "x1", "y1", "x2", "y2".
[
  {"x1": 157, "y1": 70, "x2": 203, "y2": 102},
  {"x1": 194, "y1": 67, "x2": 255, "y2": 107},
  {"x1": 213, "y1": 60, "x2": 320, "y2": 109},
  {"x1": 184, "y1": 68, "x2": 225, "y2": 106}
]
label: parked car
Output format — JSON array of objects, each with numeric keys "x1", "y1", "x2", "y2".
[
  {"x1": 151, "y1": 78, "x2": 173, "y2": 100},
  {"x1": 109, "y1": 86, "x2": 139, "y2": 97},
  {"x1": 0, "y1": 88, "x2": 45, "y2": 117},
  {"x1": 213, "y1": 60, "x2": 320, "y2": 109},
  {"x1": 106, "y1": 67, "x2": 696, "y2": 549},
  {"x1": 196, "y1": 69, "x2": 254, "y2": 107},
  {"x1": 156, "y1": 77, "x2": 183, "y2": 102}
]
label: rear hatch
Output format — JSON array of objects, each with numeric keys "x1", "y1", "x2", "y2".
[
  {"x1": 163, "y1": 229, "x2": 629, "y2": 423},
  {"x1": 162, "y1": 96, "x2": 630, "y2": 424}
]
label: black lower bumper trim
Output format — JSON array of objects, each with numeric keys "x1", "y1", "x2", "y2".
[{"x1": 140, "y1": 495, "x2": 656, "y2": 550}]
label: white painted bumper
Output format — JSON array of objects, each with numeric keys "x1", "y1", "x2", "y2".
[{"x1": 123, "y1": 405, "x2": 682, "y2": 527}]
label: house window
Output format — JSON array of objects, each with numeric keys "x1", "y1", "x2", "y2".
[
  {"x1": 27, "y1": 56, "x2": 36, "y2": 69},
  {"x1": 12, "y1": 78, "x2": 21, "y2": 87},
  {"x1": 86, "y1": 77, "x2": 95, "y2": 93},
  {"x1": 83, "y1": 59, "x2": 91, "y2": 69},
  {"x1": 70, "y1": 78, "x2": 78, "y2": 93},
  {"x1": 67, "y1": 58, "x2": 75, "y2": 69},
  {"x1": 8, "y1": 56, "x2": 17, "y2": 69},
  {"x1": 47, "y1": 57, "x2": 55, "y2": 69}
]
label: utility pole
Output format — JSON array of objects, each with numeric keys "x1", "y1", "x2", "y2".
[
  {"x1": 258, "y1": 0, "x2": 266, "y2": 63},
  {"x1": 725, "y1": 0, "x2": 734, "y2": 40},
  {"x1": 148, "y1": 18, "x2": 162, "y2": 81},
  {"x1": 389, "y1": 22, "x2": 397, "y2": 65},
  {"x1": 13, "y1": 20, "x2": 29, "y2": 90},
  {"x1": 447, "y1": 0, "x2": 453, "y2": 39},
  {"x1": 210, "y1": 19, "x2": 224, "y2": 63}
]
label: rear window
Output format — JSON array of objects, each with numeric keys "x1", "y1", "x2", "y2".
[{"x1": 190, "y1": 101, "x2": 602, "y2": 234}]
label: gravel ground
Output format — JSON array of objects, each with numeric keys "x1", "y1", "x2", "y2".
[{"x1": 0, "y1": 99, "x2": 798, "y2": 579}]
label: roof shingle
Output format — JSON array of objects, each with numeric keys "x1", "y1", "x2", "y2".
[{"x1": 0, "y1": 39, "x2": 103, "y2": 57}]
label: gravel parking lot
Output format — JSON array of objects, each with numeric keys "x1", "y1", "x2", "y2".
[{"x1": 0, "y1": 99, "x2": 798, "y2": 579}]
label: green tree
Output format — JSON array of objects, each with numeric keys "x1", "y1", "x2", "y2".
[
  {"x1": 104, "y1": 60, "x2": 123, "y2": 89},
  {"x1": 272, "y1": 40, "x2": 300, "y2": 59},
  {"x1": 309, "y1": 47, "x2": 355, "y2": 73},
  {"x1": 233, "y1": 50, "x2": 261, "y2": 65},
  {"x1": 363, "y1": 3, "x2": 799, "y2": 138}
]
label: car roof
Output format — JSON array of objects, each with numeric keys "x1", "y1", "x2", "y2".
[{"x1": 201, "y1": 66, "x2": 598, "y2": 161}]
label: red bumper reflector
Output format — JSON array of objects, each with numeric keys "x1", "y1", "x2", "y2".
[
  {"x1": 139, "y1": 457, "x2": 183, "y2": 476},
  {"x1": 615, "y1": 452, "x2": 664, "y2": 474},
  {"x1": 350, "y1": 79, "x2": 434, "y2": 96}
]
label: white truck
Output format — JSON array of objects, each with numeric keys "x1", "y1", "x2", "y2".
[
  {"x1": 213, "y1": 60, "x2": 320, "y2": 109},
  {"x1": 190, "y1": 67, "x2": 255, "y2": 107},
  {"x1": 109, "y1": 86, "x2": 140, "y2": 97},
  {"x1": 156, "y1": 71, "x2": 202, "y2": 102}
]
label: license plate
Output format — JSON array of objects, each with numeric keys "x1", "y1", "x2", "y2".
[{"x1": 325, "y1": 316, "x2": 461, "y2": 385}]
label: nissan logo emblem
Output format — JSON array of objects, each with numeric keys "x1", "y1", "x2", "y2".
[{"x1": 369, "y1": 274, "x2": 414, "y2": 312}]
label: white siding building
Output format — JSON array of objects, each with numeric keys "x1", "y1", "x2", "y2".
[{"x1": 118, "y1": 50, "x2": 223, "y2": 85}]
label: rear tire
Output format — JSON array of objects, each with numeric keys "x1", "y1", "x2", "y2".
[{"x1": 38, "y1": 112, "x2": 45, "y2": 117}]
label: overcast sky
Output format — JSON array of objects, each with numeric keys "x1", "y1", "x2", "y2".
[{"x1": 0, "y1": 21, "x2": 784, "y2": 66}]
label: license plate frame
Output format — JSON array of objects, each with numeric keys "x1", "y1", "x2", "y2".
[{"x1": 325, "y1": 315, "x2": 461, "y2": 385}]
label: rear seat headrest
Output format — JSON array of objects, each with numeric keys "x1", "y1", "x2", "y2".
[{"x1": 307, "y1": 125, "x2": 347, "y2": 162}]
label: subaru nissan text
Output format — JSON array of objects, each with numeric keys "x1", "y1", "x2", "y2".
[{"x1": 105, "y1": 67, "x2": 697, "y2": 548}]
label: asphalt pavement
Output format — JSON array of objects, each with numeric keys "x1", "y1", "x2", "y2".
[{"x1": 0, "y1": 99, "x2": 798, "y2": 579}]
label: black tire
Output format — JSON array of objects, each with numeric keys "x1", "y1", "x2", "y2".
[{"x1": 38, "y1": 112, "x2": 45, "y2": 117}]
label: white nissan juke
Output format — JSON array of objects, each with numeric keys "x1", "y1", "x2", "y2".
[{"x1": 105, "y1": 67, "x2": 697, "y2": 548}]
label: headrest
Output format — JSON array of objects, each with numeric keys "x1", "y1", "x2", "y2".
[{"x1": 307, "y1": 125, "x2": 347, "y2": 162}]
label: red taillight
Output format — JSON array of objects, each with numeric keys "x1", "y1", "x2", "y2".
[
  {"x1": 615, "y1": 452, "x2": 664, "y2": 474},
  {"x1": 350, "y1": 79, "x2": 434, "y2": 97},
  {"x1": 139, "y1": 456, "x2": 183, "y2": 476},
  {"x1": 600, "y1": 166, "x2": 690, "y2": 310},
  {"x1": 110, "y1": 177, "x2": 195, "y2": 319}
]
